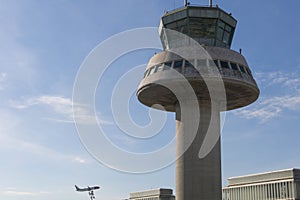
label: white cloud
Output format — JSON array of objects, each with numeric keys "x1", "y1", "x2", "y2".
[
  {"x1": 0, "y1": 188, "x2": 50, "y2": 196},
  {"x1": 73, "y1": 157, "x2": 88, "y2": 164},
  {"x1": 235, "y1": 71, "x2": 300, "y2": 122},
  {"x1": 262, "y1": 96, "x2": 300, "y2": 111},
  {"x1": 0, "y1": 109, "x2": 91, "y2": 165},
  {"x1": 0, "y1": 131, "x2": 90, "y2": 164},
  {"x1": 235, "y1": 95, "x2": 300, "y2": 122},
  {"x1": 10, "y1": 95, "x2": 113, "y2": 125},
  {"x1": 255, "y1": 71, "x2": 300, "y2": 91},
  {"x1": 11, "y1": 95, "x2": 72, "y2": 110}
]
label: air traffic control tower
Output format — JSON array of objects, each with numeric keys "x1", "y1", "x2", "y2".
[{"x1": 137, "y1": 1, "x2": 259, "y2": 200}]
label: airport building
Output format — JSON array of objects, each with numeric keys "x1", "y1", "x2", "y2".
[
  {"x1": 129, "y1": 188, "x2": 175, "y2": 200},
  {"x1": 129, "y1": 170, "x2": 300, "y2": 200},
  {"x1": 222, "y1": 168, "x2": 300, "y2": 200}
]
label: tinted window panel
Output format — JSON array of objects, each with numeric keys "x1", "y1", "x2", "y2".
[
  {"x1": 185, "y1": 60, "x2": 194, "y2": 68},
  {"x1": 225, "y1": 25, "x2": 232, "y2": 32},
  {"x1": 174, "y1": 60, "x2": 183, "y2": 69},
  {"x1": 144, "y1": 69, "x2": 149, "y2": 78},
  {"x1": 218, "y1": 20, "x2": 225, "y2": 29},
  {"x1": 164, "y1": 62, "x2": 172, "y2": 69},
  {"x1": 157, "y1": 64, "x2": 164, "y2": 72},
  {"x1": 208, "y1": 60, "x2": 219, "y2": 67},
  {"x1": 246, "y1": 68, "x2": 252, "y2": 75},
  {"x1": 216, "y1": 28, "x2": 223, "y2": 40},
  {"x1": 149, "y1": 67, "x2": 156, "y2": 75},
  {"x1": 220, "y1": 61, "x2": 229, "y2": 68},
  {"x1": 189, "y1": 18, "x2": 217, "y2": 38},
  {"x1": 230, "y1": 63, "x2": 238, "y2": 70},
  {"x1": 166, "y1": 19, "x2": 188, "y2": 34},
  {"x1": 239, "y1": 65, "x2": 246, "y2": 73},
  {"x1": 223, "y1": 31, "x2": 230, "y2": 44}
]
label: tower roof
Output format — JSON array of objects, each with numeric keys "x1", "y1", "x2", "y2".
[{"x1": 160, "y1": 5, "x2": 237, "y2": 49}]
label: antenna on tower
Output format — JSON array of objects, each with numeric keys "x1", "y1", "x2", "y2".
[
  {"x1": 209, "y1": 0, "x2": 213, "y2": 7},
  {"x1": 184, "y1": 0, "x2": 188, "y2": 6}
]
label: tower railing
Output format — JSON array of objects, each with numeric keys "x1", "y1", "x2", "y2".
[{"x1": 167, "y1": 4, "x2": 220, "y2": 13}]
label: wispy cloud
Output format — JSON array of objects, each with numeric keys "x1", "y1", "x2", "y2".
[
  {"x1": 0, "y1": 188, "x2": 50, "y2": 196},
  {"x1": 235, "y1": 95, "x2": 300, "y2": 122},
  {"x1": 255, "y1": 71, "x2": 300, "y2": 91},
  {"x1": 10, "y1": 95, "x2": 113, "y2": 125},
  {"x1": 11, "y1": 95, "x2": 72, "y2": 111},
  {"x1": 73, "y1": 156, "x2": 88, "y2": 164},
  {"x1": 0, "y1": 132, "x2": 91, "y2": 165},
  {"x1": 235, "y1": 71, "x2": 300, "y2": 122},
  {"x1": 0, "y1": 109, "x2": 92, "y2": 165}
]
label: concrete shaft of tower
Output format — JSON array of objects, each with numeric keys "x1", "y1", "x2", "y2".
[
  {"x1": 176, "y1": 101, "x2": 221, "y2": 200},
  {"x1": 136, "y1": 5, "x2": 259, "y2": 200}
]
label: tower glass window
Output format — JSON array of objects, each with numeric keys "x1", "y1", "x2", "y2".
[
  {"x1": 144, "y1": 69, "x2": 149, "y2": 78},
  {"x1": 157, "y1": 64, "x2": 164, "y2": 72},
  {"x1": 185, "y1": 60, "x2": 199, "y2": 75},
  {"x1": 220, "y1": 61, "x2": 229, "y2": 69},
  {"x1": 230, "y1": 63, "x2": 238, "y2": 70},
  {"x1": 164, "y1": 61, "x2": 172, "y2": 70},
  {"x1": 208, "y1": 59, "x2": 219, "y2": 67},
  {"x1": 165, "y1": 19, "x2": 188, "y2": 34},
  {"x1": 239, "y1": 65, "x2": 246, "y2": 73},
  {"x1": 148, "y1": 66, "x2": 156, "y2": 76},
  {"x1": 246, "y1": 68, "x2": 252, "y2": 75},
  {"x1": 173, "y1": 60, "x2": 183, "y2": 72},
  {"x1": 216, "y1": 20, "x2": 234, "y2": 48},
  {"x1": 185, "y1": 60, "x2": 195, "y2": 68},
  {"x1": 189, "y1": 18, "x2": 217, "y2": 39}
]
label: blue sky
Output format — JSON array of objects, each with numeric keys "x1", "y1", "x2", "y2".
[{"x1": 1, "y1": 0, "x2": 300, "y2": 200}]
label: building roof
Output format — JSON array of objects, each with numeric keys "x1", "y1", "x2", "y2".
[
  {"x1": 130, "y1": 188, "x2": 174, "y2": 199},
  {"x1": 227, "y1": 168, "x2": 300, "y2": 186}
]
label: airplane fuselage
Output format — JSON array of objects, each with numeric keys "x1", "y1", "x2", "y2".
[{"x1": 75, "y1": 185, "x2": 100, "y2": 192}]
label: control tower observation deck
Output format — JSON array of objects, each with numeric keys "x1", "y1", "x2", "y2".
[{"x1": 137, "y1": 4, "x2": 259, "y2": 200}]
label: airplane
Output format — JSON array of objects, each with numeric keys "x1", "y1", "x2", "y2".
[
  {"x1": 75, "y1": 185, "x2": 100, "y2": 192},
  {"x1": 75, "y1": 185, "x2": 100, "y2": 200}
]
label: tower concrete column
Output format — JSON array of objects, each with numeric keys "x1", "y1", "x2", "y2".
[
  {"x1": 137, "y1": 5, "x2": 259, "y2": 200},
  {"x1": 176, "y1": 101, "x2": 221, "y2": 200}
]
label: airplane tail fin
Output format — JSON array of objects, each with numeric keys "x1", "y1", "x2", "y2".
[{"x1": 75, "y1": 185, "x2": 80, "y2": 191}]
